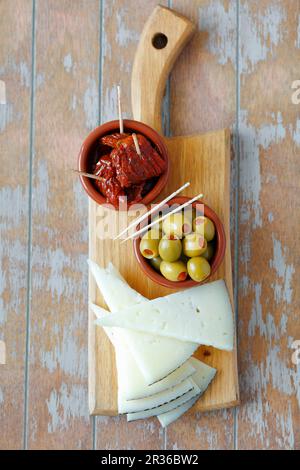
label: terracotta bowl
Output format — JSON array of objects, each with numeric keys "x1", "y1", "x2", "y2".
[
  {"x1": 133, "y1": 196, "x2": 226, "y2": 289},
  {"x1": 77, "y1": 119, "x2": 170, "y2": 209}
]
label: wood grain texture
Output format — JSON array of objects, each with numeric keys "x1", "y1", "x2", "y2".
[
  {"x1": 165, "y1": 0, "x2": 237, "y2": 450},
  {"x1": 237, "y1": 0, "x2": 300, "y2": 450},
  {"x1": 0, "y1": 0, "x2": 32, "y2": 450},
  {"x1": 26, "y1": 0, "x2": 100, "y2": 449},
  {"x1": 94, "y1": 0, "x2": 168, "y2": 450},
  {"x1": 131, "y1": 5, "x2": 196, "y2": 133}
]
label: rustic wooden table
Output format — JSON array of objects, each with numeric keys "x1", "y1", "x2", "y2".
[{"x1": 0, "y1": 0, "x2": 299, "y2": 450}]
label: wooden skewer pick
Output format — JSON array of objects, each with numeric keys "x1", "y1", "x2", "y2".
[
  {"x1": 132, "y1": 133, "x2": 141, "y2": 156},
  {"x1": 121, "y1": 192, "x2": 204, "y2": 243},
  {"x1": 114, "y1": 182, "x2": 191, "y2": 240},
  {"x1": 117, "y1": 85, "x2": 124, "y2": 134},
  {"x1": 72, "y1": 169, "x2": 104, "y2": 183}
]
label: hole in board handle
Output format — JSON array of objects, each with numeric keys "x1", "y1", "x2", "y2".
[{"x1": 152, "y1": 33, "x2": 168, "y2": 49}]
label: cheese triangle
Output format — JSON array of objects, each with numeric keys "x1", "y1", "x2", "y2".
[
  {"x1": 89, "y1": 260, "x2": 198, "y2": 384},
  {"x1": 96, "y1": 280, "x2": 234, "y2": 351},
  {"x1": 91, "y1": 303, "x2": 196, "y2": 400}
]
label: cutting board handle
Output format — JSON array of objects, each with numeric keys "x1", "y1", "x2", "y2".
[{"x1": 131, "y1": 6, "x2": 196, "y2": 134}]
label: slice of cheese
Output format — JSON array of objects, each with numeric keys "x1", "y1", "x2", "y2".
[
  {"x1": 118, "y1": 377, "x2": 195, "y2": 414},
  {"x1": 88, "y1": 260, "x2": 198, "y2": 383},
  {"x1": 158, "y1": 396, "x2": 199, "y2": 427},
  {"x1": 157, "y1": 358, "x2": 217, "y2": 427},
  {"x1": 91, "y1": 303, "x2": 196, "y2": 400},
  {"x1": 126, "y1": 383, "x2": 200, "y2": 422},
  {"x1": 96, "y1": 280, "x2": 234, "y2": 351},
  {"x1": 188, "y1": 357, "x2": 217, "y2": 391}
]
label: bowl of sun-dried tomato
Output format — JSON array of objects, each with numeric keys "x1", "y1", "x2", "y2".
[{"x1": 78, "y1": 119, "x2": 170, "y2": 209}]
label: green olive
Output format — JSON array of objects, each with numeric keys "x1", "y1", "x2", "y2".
[
  {"x1": 182, "y1": 233, "x2": 207, "y2": 257},
  {"x1": 158, "y1": 235, "x2": 182, "y2": 262},
  {"x1": 202, "y1": 242, "x2": 215, "y2": 261},
  {"x1": 150, "y1": 256, "x2": 162, "y2": 272},
  {"x1": 193, "y1": 216, "x2": 215, "y2": 241},
  {"x1": 160, "y1": 260, "x2": 188, "y2": 282},
  {"x1": 187, "y1": 257, "x2": 211, "y2": 282},
  {"x1": 140, "y1": 231, "x2": 160, "y2": 259},
  {"x1": 162, "y1": 213, "x2": 192, "y2": 238}
]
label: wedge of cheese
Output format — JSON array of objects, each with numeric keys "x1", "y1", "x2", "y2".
[
  {"x1": 96, "y1": 280, "x2": 234, "y2": 351},
  {"x1": 127, "y1": 383, "x2": 200, "y2": 422},
  {"x1": 91, "y1": 303, "x2": 196, "y2": 400},
  {"x1": 88, "y1": 260, "x2": 198, "y2": 383}
]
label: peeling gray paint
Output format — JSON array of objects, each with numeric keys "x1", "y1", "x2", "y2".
[
  {"x1": 32, "y1": 160, "x2": 49, "y2": 216},
  {"x1": 40, "y1": 326, "x2": 87, "y2": 379},
  {"x1": 46, "y1": 383, "x2": 89, "y2": 433},
  {"x1": 296, "y1": 14, "x2": 300, "y2": 48},
  {"x1": 0, "y1": 102, "x2": 13, "y2": 132},
  {"x1": 0, "y1": 185, "x2": 27, "y2": 227},
  {"x1": 71, "y1": 94, "x2": 77, "y2": 111},
  {"x1": 63, "y1": 53, "x2": 73, "y2": 73},
  {"x1": 72, "y1": 178, "x2": 88, "y2": 244},
  {"x1": 116, "y1": 9, "x2": 139, "y2": 47},
  {"x1": 102, "y1": 85, "x2": 117, "y2": 123},
  {"x1": 270, "y1": 237, "x2": 295, "y2": 305},
  {"x1": 20, "y1": 61, "x2": 31, "y2": 88},
  {"x1": 290, "y1": 118, "x2": 300, "y2": 146},
  {"x1": 240, "y1": 1, "x2": 286, "y2": 73},
  {"x1": 36, "y1": 73, "x2": 45, "y2": 88},
  {"x1": 240, "y1": 110, "x2": 286, "y2": 229},
  {"x1": 199, "y1": 0, "x2": 236, "y2": 66},
  {"x1": 83, "y1": 78, "x2": 98, "y2": 130}
]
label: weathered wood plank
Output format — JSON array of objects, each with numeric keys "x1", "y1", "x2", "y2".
[
  {"x1": 0, "y1": 0, "x2": 32, "y2": 450},
  {"x1": 95, "y1": 0, "x2": 168, "y2": 450},
  {"x1": 26, "y1": 0, "x2": 100, "y2": 449},
  {"x1": 165, "y1": 0, "x2": 237, "y2": 450},
  {"x1": 237, "y1": 0, "x2": 300, "y2": 450}
]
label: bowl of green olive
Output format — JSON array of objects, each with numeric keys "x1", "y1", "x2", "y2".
[{"x1": 133, "y1": 196, "x2": 226, "y2": 289}]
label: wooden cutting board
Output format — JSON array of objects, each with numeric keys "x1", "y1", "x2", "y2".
[{"x1": 88, "y1": 6, "x2": 239, "y2": 416}]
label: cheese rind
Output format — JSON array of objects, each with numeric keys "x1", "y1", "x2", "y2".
[
  {"x1": 89, "y1": 260, "x2": 198, "y2": 383},
  {"x1": 96, "y1": 280, "x2": 234, "y2": 351},
  {"x1": 157, "y1": 396, "x2": 199, "y2": 427},
  {"x1": 188, "y1": 357, "x2": 217, "y2": 390},
  {"x1": 157, "y1": 358, "x2": 217, "y2": 426},
  {"x1": 127, "y1": 383, "x2": 200, "y2": 421},
  {"x1": 91, "y1": 303, "x2": 196, "y2": 400},
  {"x1": 118, "y1": 378, "x2": 195, "y2": 414}
]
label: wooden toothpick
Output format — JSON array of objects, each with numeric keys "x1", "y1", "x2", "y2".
[
  {"x1": 132, "y1": 133, "x2": 141, "y2": 156},
  {"x1": 117, "y1": 85, "x2": 124, "y2": 134},
  {"x1": 121, "y1": 192, "x2": 204, "y2": 243},
  {"x1": 114, "y1": 182, "x2": 191, "y2": 240},
  {"x1": 72, "y1": 169, "x2": 104, "y2": 183}
]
